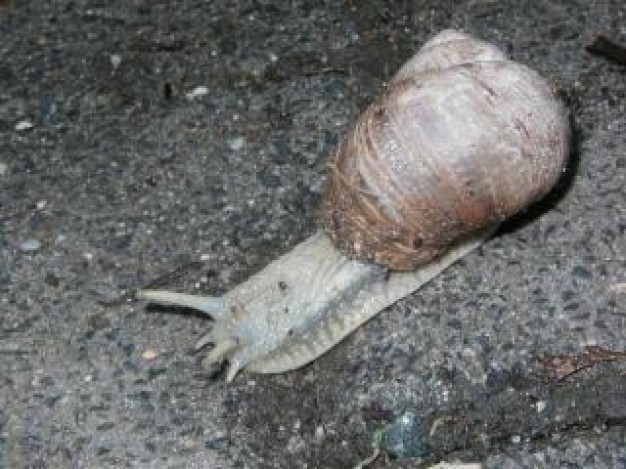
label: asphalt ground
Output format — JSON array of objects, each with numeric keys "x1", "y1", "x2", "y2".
[{"x1": 1, "y1": 1, "x2": 624, "y2": 467}]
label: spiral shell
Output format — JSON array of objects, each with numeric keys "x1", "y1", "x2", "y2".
[{"x1": 321, "y1": 30, "x2": 570, "y2": 270}]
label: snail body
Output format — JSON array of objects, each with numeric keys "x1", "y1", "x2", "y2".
[{"x1": 137, "y1": 30, "x2": 570, "y2": 381}]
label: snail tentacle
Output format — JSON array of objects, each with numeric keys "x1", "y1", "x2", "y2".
[
  {"x1": 202, "y1": 338, "x2": 237, "y2": 365},
  {"x1": 136, "y1": 290, "x2": 226, "y2": 318}
]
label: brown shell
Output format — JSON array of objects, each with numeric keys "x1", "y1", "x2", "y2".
[{"x1": 320, "y1": 30, "x2": 570, "y2": 270}]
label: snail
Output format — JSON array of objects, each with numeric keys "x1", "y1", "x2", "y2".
[{"x1": 136, "y1": 30, "x2": 570, "y2": 382}]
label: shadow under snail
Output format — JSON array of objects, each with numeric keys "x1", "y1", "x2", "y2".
[{"x1": 136, "y1": 30, "x2": 571, "y2": 382}]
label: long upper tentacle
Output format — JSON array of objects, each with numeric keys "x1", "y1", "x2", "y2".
[{"x1": 136, "y1": 290, "x2": 226, "y2": 318}]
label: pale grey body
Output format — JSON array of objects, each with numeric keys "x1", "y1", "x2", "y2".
[{"x1": 137, "y1": 229, "x2": 492, "y2": 381}]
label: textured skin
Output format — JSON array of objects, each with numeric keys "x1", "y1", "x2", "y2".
[
  {"x1": 138, "y1": 228, "x2": 493, "y2": 380},
  {"x1": 321, "y1": 30, "x2": 570, "y2": 270}
]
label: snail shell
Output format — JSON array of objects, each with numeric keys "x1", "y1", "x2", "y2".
[
  {"x1": 137, "y1": 30, "x2": 570, "y2": 381},
  {"x1": 321, "y1": 30, "x2": 569, "y2": 270}
]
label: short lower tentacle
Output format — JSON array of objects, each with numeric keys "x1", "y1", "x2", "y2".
[{"x1": 202, "y1": 339, "x2": 237, "y2": 366}]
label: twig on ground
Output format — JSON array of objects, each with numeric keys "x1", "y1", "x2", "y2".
[
  {"x1": 586, "y1": 35, "x2": 626, "y2": 65},
  {"x1": 535, "y1": 345, "x2": 626, "y2": 380}
]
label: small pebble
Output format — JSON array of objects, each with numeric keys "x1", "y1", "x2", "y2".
[
  {"x1": 15, "y1": 120, "x2": 34, "y2": 131},
  {"x1": 608, "y1": 282, "x2": 626, "y2": 293},
  {"x1": 110, "y1": 53, "x2": 122, "y2": 70},
  {"x1": 382, "y1": 409, "x2": 429, "y2": 459},
  {"x1": 186, "y1": 86, "x2": 209, "y2": 99},
  {"x1": 228, "y1": 136, "x2": 246, "y2": 151},
  {"x1": 19, "y1": 239, "x2": 41, "y2": 252},
  {"x1": 142, "y1": 348, "x2": 158, "y2": 361}
]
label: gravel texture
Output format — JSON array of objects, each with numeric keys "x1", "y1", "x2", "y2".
[{"x1": 1, "y1": 1, "x2": 624, "y2": 468}]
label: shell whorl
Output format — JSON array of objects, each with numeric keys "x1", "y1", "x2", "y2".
[{"x1": 320, "y1": 30, "x2": 570, "y2": 270}]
